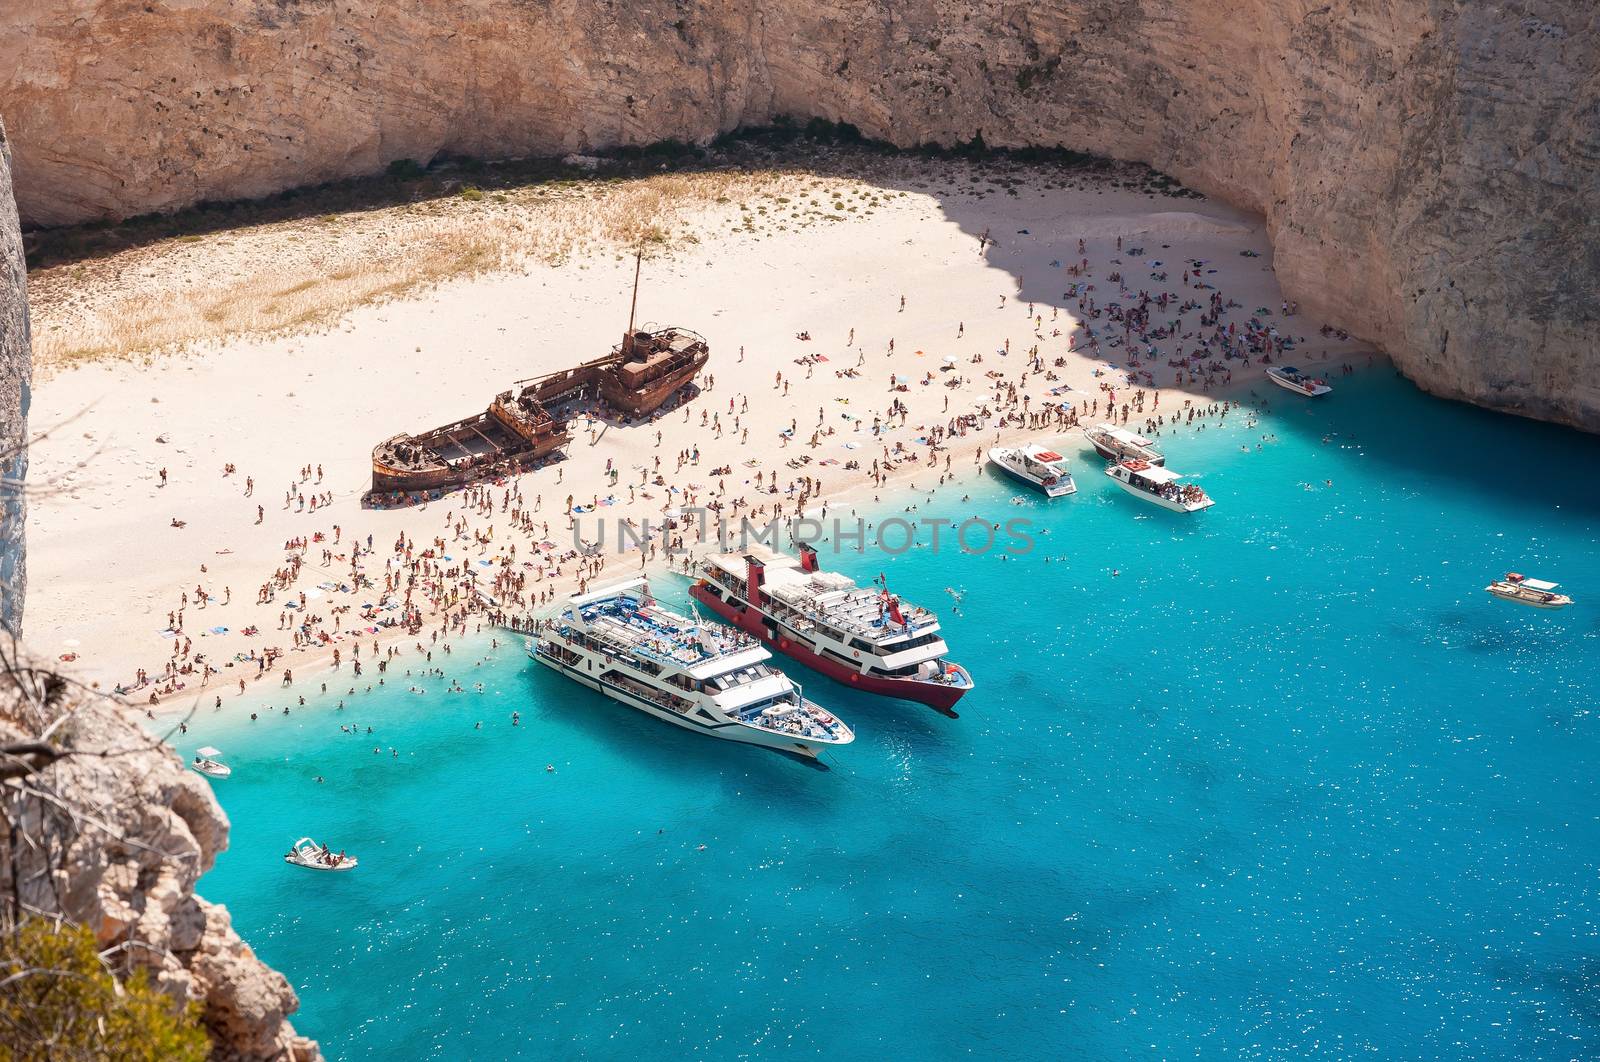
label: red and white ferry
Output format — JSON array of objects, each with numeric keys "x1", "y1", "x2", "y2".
[{"x1": 690, "y1": 544, "x2": 974, "y2": 716}]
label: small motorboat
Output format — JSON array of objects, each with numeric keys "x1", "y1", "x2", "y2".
[
  {"x1": 1485, "y1": 572, "x2": 1572, "y2": 609},
  {"x1": 284, "y1": 837, "x2": 358, "y2": 872},
  {"x1": 1105, "y1": 459, "x2": 1214, "y2": 513},
  {"x1": 988, "y1": 444, "x2": 1077, "y2": 498},
  {"x1": 1266, "y1": 365, "x2": 1333, "y2": 397},
  {"x1": 191, "y1": 747, "x2": 231, "y2": 779},
  {"x1": 1083, "y1": 422, "x2": 1165, "y2": 465}
]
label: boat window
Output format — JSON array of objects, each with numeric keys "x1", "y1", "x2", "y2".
[{"x1": 884, "y1": 632, "x2": 943, "y2": 652}]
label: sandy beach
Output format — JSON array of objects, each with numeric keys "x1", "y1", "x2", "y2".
[{"x1": 20, "y1": 155, "x2": 1372, "y2": 707}]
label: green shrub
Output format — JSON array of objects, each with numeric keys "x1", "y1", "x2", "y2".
[{"x1": 0, "y1": 920, "x2": 210, "y2": 1061}]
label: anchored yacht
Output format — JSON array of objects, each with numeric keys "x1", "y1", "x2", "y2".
[
  {"x1": 1083, "y1": 422, "x2": 1165, "y2": 466},
  {"x1": 988, "y1": 444, "x2": 1077, "y2": 497},
  {"x1": 1106, "y1": 459, "x2": 1214, "y2": 513},
  {"x1": 1266, "y1": 365, "x2": 1333, "y2": 397},
  {"x1": 1485, "y1": 572, "x2": 1573, "y2": 609},
  {"x1": 691, "y1": 544, "x2": 974, "y2": 716},
  {"x1": 532, "y1": 577, "x2": 854, "y2": 759}
]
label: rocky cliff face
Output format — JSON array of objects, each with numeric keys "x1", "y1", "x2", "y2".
[
  {"x1": 0, "y1": 3, "x2": 1595, "y2": 424},
  {"x1": 0, "y1": 118, "x2": 25, "y2": 635},
  {"x1": 0, "y1": 119, "x2": 316, "y2": 1059},
  {"x1": 0, "y1": 681, "x2": 320, "y2": 1061}
]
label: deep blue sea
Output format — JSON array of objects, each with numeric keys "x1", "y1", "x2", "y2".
[{"x1": 177, "y1": 368, "x2": 1600, "y2": 1060}]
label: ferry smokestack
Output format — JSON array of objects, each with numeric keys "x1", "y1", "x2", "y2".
[
  {"x1": 746, "y1": 556, "x2": 765, "y2": 609},
  {"x1": 798, "y1": 543, "x2": 818, "y2": 573}
]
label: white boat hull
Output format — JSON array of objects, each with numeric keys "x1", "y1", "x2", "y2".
[
  {"x1": 532, "y1": 646, "x2": 827, "y2": 759},
  {"x1": 988, "y1": 448, "x2": 1076, "y2": 498},
  {"x1": 1267, "y1": 370, "x2": 1332, "y2": 397},
  {"x1": 1083, "y1": 426, "x2": 1166, "y2": 466},
  {"x1": 1486, "y1": 586, "x2": 1572, "y2": 609},
  {"x1": 285, "y1": 856, "x2": 357, "y2": 871},
  {"x1": 285, "y1": 838, "x2": 357, "y2": 871},
  {"x1": 1088, "y1": 438, "x2": 1165, "y2": 467},
  {"x1": 1107, "y1": 472, "x2": 1213, "y2": 512}
]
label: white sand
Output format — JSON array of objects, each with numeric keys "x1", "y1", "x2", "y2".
[{"x1": 22, "y1": 172, "x2": 1370, "y2": 702}]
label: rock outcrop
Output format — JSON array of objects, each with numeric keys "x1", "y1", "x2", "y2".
[
  {"x1": 0, "y1": 117, "x2": 25, "y2": 635},
  {"x1": 0, "y1": 116, "x2": 316, "y2": 1060},
  {"x1": 0, "y1": 682, "x2": 320, "y2": 1060},
  {"x1": 0, "y1": 4, "x2": 1595, "y2": 422}
]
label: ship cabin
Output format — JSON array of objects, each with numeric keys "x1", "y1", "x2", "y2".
[{"x1": 702, "y1": 548, "x2": 947, "y2": 660}]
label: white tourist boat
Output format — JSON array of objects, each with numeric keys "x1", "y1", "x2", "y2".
[
  {"x1": 1105, "y1": 459, "x2": 1214, "y2": 513},
  {"x1": 691, "y1": 544, "x2": 974, "y2": 716},
  {"x1": 987, "y1": 444, "x2": 1077, "y2": 497},
  {"x1": 284, "y1": 837, "x2": 357, "y2": 872},
  {"x1": 532, "y1": 576, "x2": 854, "y2": 759},
  {"x1": 191, "y1": 747, "x2": 231, "y2": 779},
  {"x1": 1083, "y1": 422, "x2": 1165, "y2": 466},
  {"x1": 1485, "y1": 572, "x2": 1573, "y2": 609},
  {"x1": 1266, "y1": 365, "x2": 1333, "y2": 397}
]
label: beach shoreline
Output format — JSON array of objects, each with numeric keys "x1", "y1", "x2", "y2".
[{"x1": 21, "y1": 155, "x2": 1374, "y2": 716}]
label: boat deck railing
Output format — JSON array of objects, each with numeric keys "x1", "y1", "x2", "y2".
[
  {"x1": 556, "y1": 629, "x2": 664, "y2": 680},
  {"x1": 764, "y1": 587, "x2": 936, "y2": 643},
  {"x1": 715, "y1": 569, "x2": 936, "y2": 644},
  {"x1": 602, "y1": 669, "x2": 696, "y2": 716},
  {"x1": 579, "y1": 599, "x2": 756, "y2": 668},
  {"x1": 735, "y1": 696, "x2": 838, "y2": 740}
]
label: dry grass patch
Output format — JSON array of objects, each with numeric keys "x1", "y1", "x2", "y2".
[{"x1": 28, "y1": 168, "x2": 876, "y2": 369}]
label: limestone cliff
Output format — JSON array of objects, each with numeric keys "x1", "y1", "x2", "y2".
[
  {"x1": 0, "y1": 117, "x2": 316, "y2": 1060},
  {"x1": 0, "y1": 118, "x2": 25, "y2": 635},
  {"x1": 0, "y1": 2, "x2": 1595, "y2": 428},
  {"x1": 0, "y1": 680, "x2": 320, "y2": 1060}
]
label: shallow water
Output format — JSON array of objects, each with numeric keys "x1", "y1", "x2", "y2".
[{"x1": 179, "y1": 368, "x2": 1600, "y2": 1059}]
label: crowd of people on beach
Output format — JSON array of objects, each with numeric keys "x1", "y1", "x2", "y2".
[{"x1": 125, "y1": 225, "x2": 1363, "y2": 730}]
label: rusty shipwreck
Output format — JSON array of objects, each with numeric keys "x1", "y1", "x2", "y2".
[{"x1": 370, "y1": 254, "x2": 709, "y2": 496}]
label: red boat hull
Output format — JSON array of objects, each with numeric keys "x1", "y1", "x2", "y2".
[{"x1": 689, "y1": 583, "x2": 966, "y2": 717}]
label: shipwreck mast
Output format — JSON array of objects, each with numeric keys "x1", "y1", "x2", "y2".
[
  {"x1": 626, "y1": 246, "x2": 643, "y2": 335},
  {"x1": 621, "y1": 246, "x2": 646, "y2": 360}
]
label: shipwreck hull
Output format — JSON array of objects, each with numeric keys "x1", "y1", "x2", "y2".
[
  {"x1": 370, "y1": 390, "x2": 574, "y2": 495},
  {"x1": 370, "y1": 325, "x2": 708, "y2": 496},
  {"x1": 600, "y1": 350, "x2": 709, "y2": 416}
]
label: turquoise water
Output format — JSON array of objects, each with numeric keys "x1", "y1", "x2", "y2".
[{"x1": 179, "y1": 369, "x2": 1600, "y2": 1059}]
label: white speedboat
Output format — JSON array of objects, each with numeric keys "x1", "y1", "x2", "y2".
[
  {"x1": 1266, "y1": 365, "x2": 1333, "y2": 397},
  {"x1": 988, "y1": 444, "x2": 1077, "y2": 497},
  {"x1": 191, "y1": 747, "x2": 231, "y2": 779},
  {"x1": 532, "y1": 576, "x2": 854, "y2": 759},
  {"x1": 1106, "y1": 459, "x2": 1214, "y2": 513},
  {"x1": 284, "y1": 837, "x2": 357, "y2": 871},
  {"x1": 1084, "y1": 422, "x2": 1165, "y2": 465},
  {"x1": 1485, "y1": 573, "x2": 1572, "y2": 609}
]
